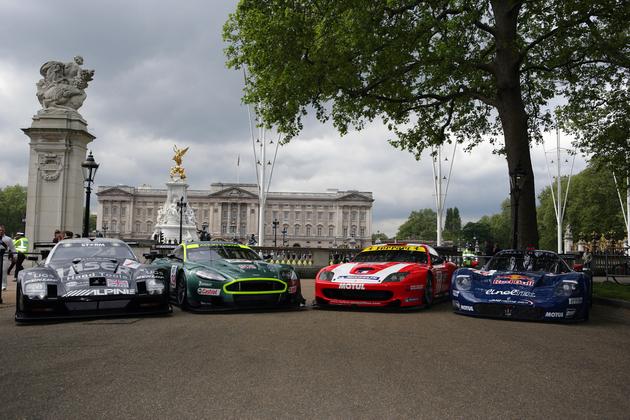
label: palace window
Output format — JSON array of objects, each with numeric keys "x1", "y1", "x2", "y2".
[
  {"x1": 328, "y1": 226, "x2": 334, "y2": 237},
  {"x1": 317, "y1": 226, "x2": 322, "y2": 236},
  {"x1": 306, "y1": 225, "x2": 311, "y2": 237},
  {"x1": 294, "y1": 225, "x2": 300, "y2": 236}
]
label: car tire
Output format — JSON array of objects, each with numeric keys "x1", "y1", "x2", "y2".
[
  {"x1": 176, "y1": 273, "x2": 189, "y2": 310},
  {"x1": 424, "y1": 275, "x2": 433, "y2": 308}
]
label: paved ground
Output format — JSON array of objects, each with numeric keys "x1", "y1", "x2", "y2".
[{"x1": 1, "y1": 280, "x2": 629, "y2": 419}]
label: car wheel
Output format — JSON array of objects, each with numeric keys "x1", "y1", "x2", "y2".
[
  {"x1": 424, "y1": 275, "x2": 433, "y2": 308},
  {"x1": 176, "y1": 273, "x2": 189, "y2": 310}
]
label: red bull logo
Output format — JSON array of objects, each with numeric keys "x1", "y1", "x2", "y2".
[{"x1": 492, "y1": 274, "x2": 534, "y2": 287}]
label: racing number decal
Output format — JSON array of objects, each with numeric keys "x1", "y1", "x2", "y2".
[{"x1": 170, "y1": 265, "x2": 178, "y2": 289}]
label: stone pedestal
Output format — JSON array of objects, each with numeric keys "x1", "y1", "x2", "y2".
[
  {"x1": 22, "y1": 110, "x2": 95, "y2": 244},
  {"x1": 153, "y1": 180, "x2": 199, "y2": 244}
]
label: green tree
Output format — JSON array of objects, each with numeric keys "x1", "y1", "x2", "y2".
[
  {"x1": 461, "y1": 221, "x2": 492, "y2": 246},
  {"x1": 396, "y1": 209, "x2": 437, "y2": 240},
  {"x1": 0, "y1": 185, "x2": 27, "y2": 236},
  {"x1": 444, "y1": 207, "x2": 462, "y2": 239},
  {"x1": 537, "y1": 165, "x2": 626, "y2": 249},
  {"x1": 224, "y1": 0, "x2": 627, "y2": 249},
  {"x1": 371, "y1": 231, "x2": 388, "y2": 243}
]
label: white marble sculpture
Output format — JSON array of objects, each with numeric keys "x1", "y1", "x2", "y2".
[{"x1": 36, "y1": 55, "x2": 94, "y2": 116}]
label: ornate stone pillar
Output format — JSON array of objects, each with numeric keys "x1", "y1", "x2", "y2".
[{"x1": 22, "y1": 112, "x2": 95, "y2": 243}]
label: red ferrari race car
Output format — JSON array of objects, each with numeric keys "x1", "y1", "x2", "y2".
[{"x1": 315, "y1": 243, "x2": 457, "y2": 309}]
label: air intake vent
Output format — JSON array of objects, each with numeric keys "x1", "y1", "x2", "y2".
[{"x1": 47, "y1": 284, "x2": 58, "y2": 298}]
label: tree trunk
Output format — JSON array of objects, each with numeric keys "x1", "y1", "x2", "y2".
[{"x1": 492, "y1": 0, "x2": 539, "y2": 249}]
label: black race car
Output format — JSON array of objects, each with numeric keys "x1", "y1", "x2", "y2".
[{"x1": 15, "y1": 238, "x2": 171, "y2": 322}]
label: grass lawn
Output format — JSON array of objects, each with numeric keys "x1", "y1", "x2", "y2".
[{"x1": 593, "y1": 281, "x2": 630, "y2": 301}]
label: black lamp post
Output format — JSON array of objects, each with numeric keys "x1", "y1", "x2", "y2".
[
  {"x1": 272, "y1": 219, "x2": 279, "y2": 247},
  {"x1": 81, "y1": 151, "x2": 99, "y2": 237},
  {"x1": 509, "y1": 169, "x2": 527, "y2": 249},
  {"x1": 281, "y1": 226, "x2": 288, "y2": 247},
  {"x1": 176, "y1": 196, "x2": 187, "y2": 244}
]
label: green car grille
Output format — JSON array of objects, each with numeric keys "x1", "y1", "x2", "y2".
[{"x1": 223, "y1": 278, "x2": 287, "y2": 294}]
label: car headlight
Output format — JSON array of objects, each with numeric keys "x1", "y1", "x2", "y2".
[
  {"x1": 196, "y1": 270, "x2": 226, "y2": 281},
  {"x1": 146, "y1": 278, "x2": 165, "y2": 295},
  {"x1": 24, "y1": 282, "x2": 47, "y2": 299},
  {"x1": 383, "y1": 272, "x2": 410, "y2": 282},
  {"x1": 555, "y1": 280, "x2": 579, "y2": 297},
  {"x1": 455, "y1": 275, "x2": 472, "y2": 291},
  {"x1": 318, "y1": 270, "x2": 334, "y2": 281}
]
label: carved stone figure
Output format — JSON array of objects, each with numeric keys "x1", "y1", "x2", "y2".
[
  {"x1": 170, "y1": 145, "x2": 189, "y2": 180},
  {"x1": 36, "y1": 55, "x2": 94, "y2": 113}
]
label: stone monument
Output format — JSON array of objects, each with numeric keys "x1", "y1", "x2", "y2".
[
  {"x1": 152, "y1": 145, "x2": 199, "y2": 243},
  {"x1": 22, "y1": 56, "x2": 96, "y2": 244}
]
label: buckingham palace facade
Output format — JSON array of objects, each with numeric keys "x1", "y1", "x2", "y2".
[{"x1": 95, "y1": 183, "x2": 374, "y2": 247}]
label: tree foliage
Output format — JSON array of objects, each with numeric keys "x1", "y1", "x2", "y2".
[
  {"x1": 224, "y1": 0, "x2": 627, "y2": 248},
  {"x1": 0, "y1": 185, "x2": 27, "y2": 236},
  {"x1": 537, "y1": 165, "x2": 626, "y2": 249},
  {"x1": 396, "y1": 208, "x2": 437, "y2": 240}
]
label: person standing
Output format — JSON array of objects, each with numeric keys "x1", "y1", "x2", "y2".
[
  {"x1": 0, "y1": 225, "x2": 16, "y2": 291},
  {"x1": 10, "y1": 232, "x2": 29, "y2": 280}
]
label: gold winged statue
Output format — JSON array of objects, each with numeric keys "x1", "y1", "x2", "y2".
[{"x1": 170, "y1": 145, "x2": 189, "y2": 180}]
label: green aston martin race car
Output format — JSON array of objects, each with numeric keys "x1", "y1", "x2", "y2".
[{"x1": 149, "y1": 241, "x2": 305, "y2": 311}]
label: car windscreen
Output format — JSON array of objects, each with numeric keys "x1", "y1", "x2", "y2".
[
  {"x1": 187, "y1": 245, "x2": 262, "y2": 262},
  {"x1": 50, "y1": 242, "x2": 136, "y2": 262},
  {"x1": 353, "y1": 250, "x2": 428, "y2": 264},
  {"x1": 486, "y1": 254, "x2": 571, "y2": 274}
]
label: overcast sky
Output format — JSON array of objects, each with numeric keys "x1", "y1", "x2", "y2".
[{"x1": 0, "y1": 0, "x2": 587, "y2": 236}]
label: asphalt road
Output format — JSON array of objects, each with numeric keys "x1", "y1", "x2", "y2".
[{"x1": 1, "y1": 280, "x2": 629, "y2": 419}]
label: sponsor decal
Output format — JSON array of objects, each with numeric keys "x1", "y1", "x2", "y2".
[
  {"x1": 56, "y1": 262, "x2": 132, "y2": 277},
  {"x1": 485, "y1": 288, "x2": 535, "y2": 298},
  {"x1": 63, "y1": 288, "x2": 135, "y2": 297},
  {"x1": 452, "y1": 290, "x2": 460, "y2": 297},
  {"x1": 504, "y1": 307, "x2": 513, "y2": 317},
  {"x1": 453, "y1": 300, "x2": 461, "y2": 309},
  {"x1": 338, "y1": 283, "x2": 365, "y2": 290},
  {"x1": 288, "y1": 285, "x2": 298, "y2": 294},
  {"x1": 489, "y1": 299, "x2": 534, "y2": 306},
  {"x1": 238, "y1": 264, "x2": 257, "y2": 270},
  {"x1": 545, "y1": 311, "x2": 564, "y2": 318},
  {"x1": 23, "y1": 278, "x2": 55, "y2": 285},
  {"x1": 492, "y1": 274, "x2": 534, "y2": 287},
  {"x1": 409, "y1": 284, "x2": 424, "y2": 291},
  {"x1": 336, "y1": 275, "x2": 380, "y2": 281},
  {"x1": 566, "y1": 308, "x2": 577, "y2": 318},
  {"x1": 170, "y1": 265, "x2": 177, "y2": 288},
  {"x1": 29, "y1": 272, "x2": 55, "y2": 279},
  {"x1": 107, "y1": 279, "x2": 129, "y2": 288},
  {"x1": 197, "y1": 287, "x2": 221, "y2": 296},
  {"x1": 363, "y1": 245, "x2": 426, "y2": 252},
  {"x1": 64, "y1": 280, "x2": 89, "y2": 288},
  {"x1": 329, "y1": 299, "x2": 382, "y2": 306},
  {"x1": 405, "y1": 297, "x2": 420, "y2": 302},
  {"x1": 81, "y1": 243, "x2": 106, "y2": 247},
  {"x1": 568, "y1": 297, "x2": 583, "y2": 305},
  {"x1": 460, "y1": 304, "x2": 474, "y2": 312},
  {"x1": 122, "y1": 259, "x2": 141, "y2": 269}
]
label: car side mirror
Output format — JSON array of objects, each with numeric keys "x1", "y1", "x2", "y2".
[
  {"x1": 573, "y1": 263, "x2": 583, "y2": 272},
  {"x1": 471, "y1": 260, "x2": 479, "y2": 268},
  {"x1": 167, "y1": 253, "x2": 181, "y2": 260}
]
